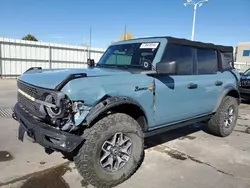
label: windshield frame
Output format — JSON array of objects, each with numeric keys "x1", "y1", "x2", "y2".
[
  {"x1": 97, "y1": 43, "x2": 159, "y2": 69},
  {"x1": 96, "y1": 38, "x2": 167, "y2": 70}
]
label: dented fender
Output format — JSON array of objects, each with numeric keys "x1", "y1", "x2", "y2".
[
  {"x1": 73, "y1": 106, "x2": 92, "y2": 126},
  {"x1": 60, "y1": 74, "x2": 155, "y2": 128},
  {"x1": 75, "y1": 96, "x2": 148, "y2": 127}
]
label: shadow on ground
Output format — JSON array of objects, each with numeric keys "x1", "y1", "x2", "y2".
[
  {"x1": 20, "y1": 162, "x2": 71, "y2": 188},
  {"x1": 145, "y1": 123, "x2": 207, "y2": 149},
  {"x1": 2, "y1": 123, "x2": 208, "y2": 188}
]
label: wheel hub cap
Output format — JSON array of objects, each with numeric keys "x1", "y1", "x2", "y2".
[
  {"x1": 100, "y1": 132, "x2": 132, "y2": 172},
  {"x1": 111, "y1": 147, "x2": 119, "y2": 155},
  {"x1": 224, "y1": 106, "x2": 234, "y2": 128}
]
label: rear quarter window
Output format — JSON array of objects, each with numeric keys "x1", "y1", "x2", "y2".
[
  {"x1": 221, "y1": 52, "x2": 233, "y2": 70},
  {"x1": 197, "y1": 48, "x2": 218, "y2": 74}
]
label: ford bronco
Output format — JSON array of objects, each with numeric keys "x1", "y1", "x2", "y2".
[{"x1": 13, "y1": 36, "x2": 240, "y2": 188}]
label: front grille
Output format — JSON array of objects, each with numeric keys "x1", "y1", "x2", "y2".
[
  {"x1": 18, "y1": 92, "x2": 37, "y2": 111},
  {"x1": 17, "y1": 80, "x2": 42, "y2": 115},
  {"x1": 17, "y1": 80, "x2": 65, "y2": 120},
  {"x1": 241, "y1": 79, "x2": 250, "y2": 89},
  {"x1": 17, "y1": 80, "x2": 38, "y2": 98}
]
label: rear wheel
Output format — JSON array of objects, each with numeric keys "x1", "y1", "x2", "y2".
[
  {"x1": 74, "y1": 113, "x2": 144, "y2": 188},
  {"x1": 208, "y1": 96, "x2": 238, "y2": 137}
]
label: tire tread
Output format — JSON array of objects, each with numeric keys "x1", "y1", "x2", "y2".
[
  {"x1": 208, "y1": 96, "x2": 238, "y2": 137},
  {"x1": 74, "y1": 113, "x2": 144, "y2": 188}
]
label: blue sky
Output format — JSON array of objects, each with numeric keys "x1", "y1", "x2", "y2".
[{"x1": 1, "y1": 0, "x2": 249, "y2": 48}]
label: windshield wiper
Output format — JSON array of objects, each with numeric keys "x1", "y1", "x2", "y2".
[
  {"x1": 96, "y1": 64, "x2": 117, "y2": 68},
  {"x1": 96, "y1": 64, "x2": 105, "y2": 67},
  {"x1": 117, "y1": 65, "x2": 129, "y2": 69}
]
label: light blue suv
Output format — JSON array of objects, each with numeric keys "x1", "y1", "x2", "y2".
[{"x1": 13, "y1": 36, "x2": 240, "y2": 188}]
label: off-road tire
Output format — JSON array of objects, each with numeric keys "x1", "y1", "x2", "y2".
[
  {"x1": 74, "y1": 113, "x2": 144, "y2": 188},
  {"x1": 208, "y1": 96, "x2": 238, "y2": 137}
]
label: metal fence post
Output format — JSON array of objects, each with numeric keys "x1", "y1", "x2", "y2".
[
  {"x1": 48, "y1": 45, "x2": 52, "y2": 69},
  {"x1": 0, "y1": 41, "x2": 2, "y2": 78}
]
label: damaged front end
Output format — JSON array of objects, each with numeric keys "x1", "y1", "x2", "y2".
[
  {"x1": 17, "y1": 80, "x2": 74, "y2": 130},
  {"x1": 13, "y1": 79, "x2": 89, "y2": 154}
]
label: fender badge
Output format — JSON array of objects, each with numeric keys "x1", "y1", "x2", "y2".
[{"x1": 134, "y1": 86, "x2": 153, "y2": 92}]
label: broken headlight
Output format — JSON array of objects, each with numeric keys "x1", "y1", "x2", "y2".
[
  {"x1": 44, "y1": 94, "x2": 62, "y2": 118},
  {"x1": 72, "y1": 101, "x2": 85, "y2": 117}
]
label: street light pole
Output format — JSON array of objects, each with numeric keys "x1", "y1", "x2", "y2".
[
  {"x1": 191, "y1": 4, "x2": 197, "y2": 41},
  {"x1": 184, "y1": 0, "x2": 209, "y2": 41}
]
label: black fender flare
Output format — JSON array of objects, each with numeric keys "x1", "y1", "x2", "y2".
[
  {"x1": 212, "y1": 86, "x2": 240, "y2": 113},
  {"x1": 84, "y1": 96, "x2": 148, "y2": 126}
]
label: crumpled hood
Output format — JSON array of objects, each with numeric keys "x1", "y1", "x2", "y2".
[{"x1": 18, "y1": 68, "x2": 131, "y2": 89}]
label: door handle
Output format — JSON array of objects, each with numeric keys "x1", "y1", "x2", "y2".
[
  {"x1": 215, "y1": 81, "x2": 223, "y2": 86},
  {"x1": 187, "y1": 83, "x2": 198, "y2": 89}
]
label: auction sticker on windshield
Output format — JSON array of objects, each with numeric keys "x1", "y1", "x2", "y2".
[{"x1": 140, "y1": 43, "x2": 159, "y2": 49}]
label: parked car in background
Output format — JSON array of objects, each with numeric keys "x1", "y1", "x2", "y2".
[
  {"x1": 240, "y1": 68, "x2": 250, "y2": 101},
  {"x1": 13, "y1": 36, "x2": 240, "y2": 188}
]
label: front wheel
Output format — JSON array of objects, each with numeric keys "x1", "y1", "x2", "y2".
[
  {"x1": 74, "y1": 113, "x2": 144, "y2": 188},
  {"x1": 208, "y1": 96, "x2": 239, "y2": 137}
]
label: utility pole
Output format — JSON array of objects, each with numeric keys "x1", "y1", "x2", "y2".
[
  {"x1": 124, "y1": 25, "x2": 127, "y2": 40},
  {"x1": 89, "y1": 27, "x2": 92, "y2": 59}
]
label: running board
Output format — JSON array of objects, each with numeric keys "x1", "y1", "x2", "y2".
[{"x1": 144, "y1": 115, "x2": 212, "y2": 138}]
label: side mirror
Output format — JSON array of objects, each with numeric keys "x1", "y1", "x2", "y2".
[
  {"x1": 156, "y1": 61, "x2": 176, "y2": 74},
  {"x1": 87, "y1": 59, "x2": 95, "y2": 67}
]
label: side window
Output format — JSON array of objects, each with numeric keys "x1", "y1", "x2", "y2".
[
  {"x1": 161, "y1": 44, "x2": 193, "y2": 75},
  {"x1": 197, "y1": 48, "x2": 218, "y2": 74},
  {"x1": 221, "y1": 52, "x2": 233, "y2": 70}
]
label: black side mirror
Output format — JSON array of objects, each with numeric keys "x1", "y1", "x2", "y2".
[
  {"x1": 156, "y1": 61, "x2": 176, "y2": 74},
  {"x1": 87, "y1": 59, "x2": 95, "y2": 67}
]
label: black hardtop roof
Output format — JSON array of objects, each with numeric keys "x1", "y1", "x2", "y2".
[{"x1": 130, "y1": 36, "x2": 233, "y2": 53}]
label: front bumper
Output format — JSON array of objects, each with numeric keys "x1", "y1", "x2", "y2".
[{"x1": 13, "y1": 103, "x2": 84, "y2": 153}]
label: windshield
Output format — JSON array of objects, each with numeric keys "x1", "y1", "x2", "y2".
[
  {"x1": 97, "y1": 42, "x2": 160, "y2": 69},
  {"x1": 244, "y1": 68, "x2": 250, "y2": 76}
]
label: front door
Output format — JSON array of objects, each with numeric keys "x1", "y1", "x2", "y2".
[
  {"x1": 154, "y1": 74, "x2": 205, "y2": 126},
  {"x1": 153, "y1": 44, "x2": 206, "y2": 127}
]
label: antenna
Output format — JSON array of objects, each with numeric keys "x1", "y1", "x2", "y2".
[{"x1": 89, "y1": 27, "x2": 92, "y2": 59}]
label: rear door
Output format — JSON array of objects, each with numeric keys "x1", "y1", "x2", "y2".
[{"x1": 194, "y1": 48, "x2": 223, "y2": 113}]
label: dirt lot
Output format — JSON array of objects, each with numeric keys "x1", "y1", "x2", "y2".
[{"x1": 0, "y1": 79, "x2": 250, "y2": 188}]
